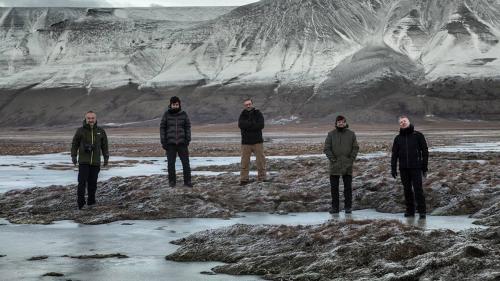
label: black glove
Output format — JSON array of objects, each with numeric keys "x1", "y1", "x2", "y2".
[
  {"x1": 391, "y1": 170, "x2": 397, "y2": 179},
  {"x1": 422, "y1": 171, "x2": 427, "y2": 178},
  {"x1": 72, "y1": 156, "x2": 77, "y2": 165},
  {"x1": 103, "y1": 156, "x2": 109, "y2": 167}
]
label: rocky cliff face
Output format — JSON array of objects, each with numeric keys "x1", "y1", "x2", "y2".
[{"x1": 1, "y1": 0, "x2": 500, "y2": 126}]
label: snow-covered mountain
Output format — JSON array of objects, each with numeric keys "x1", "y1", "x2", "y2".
[{"x1": 1, "y1": 0, "x2": 500, "y2": 126}]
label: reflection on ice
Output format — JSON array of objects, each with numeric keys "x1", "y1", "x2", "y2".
[{"x1": 0, "y1": 209, "x2": 483, "y2": 280}]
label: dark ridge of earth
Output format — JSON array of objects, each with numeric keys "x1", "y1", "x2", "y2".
[{"x1": 1, "y1": 76, "x2": 500, "y2": 127}]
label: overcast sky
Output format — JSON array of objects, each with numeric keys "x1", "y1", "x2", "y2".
[{"x1": 0, "y1": 0, "x2": 260, "y2": 7}]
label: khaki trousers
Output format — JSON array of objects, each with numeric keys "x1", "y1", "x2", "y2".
[{"x1": 240, "y1": 143, "x2": 266, "y2": 181}]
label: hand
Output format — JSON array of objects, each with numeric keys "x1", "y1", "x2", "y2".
[
  {"x1": 103, "y1": 160, "x2": 108, "y2": 167},
  {"x1": 422, "y1": 171, "x2": 427, "y2": 178},
  {"x1": 72, "y1": 157, "x2": 77, "y2": 166},
  {"x1": 391, "y1": 170, "x2": 397, "y2": 179}
]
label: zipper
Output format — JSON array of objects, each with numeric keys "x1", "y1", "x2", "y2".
[
  {"x1": 90, "y1": 127, "x2": 94, "y2": 165},
  {"x1": 405, "y1": 134, "x2": 409, "y2": 168},
  {"x1": 175, "y1": 117, "x2": 178, "y2": 145}
]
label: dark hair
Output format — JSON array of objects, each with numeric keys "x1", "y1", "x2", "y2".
[
  {"x1": 170, "y1": 96, "x2": 181, "y2": 105},
  {"x1": 243, "y1": 98, "x2": 253, "y2": 103},
  {"x1": 335, "y1": 115, "x2": 346, "y2": 122},
  {"x1": 399, "y1": 115, "x2": 409, "y2": 120}
]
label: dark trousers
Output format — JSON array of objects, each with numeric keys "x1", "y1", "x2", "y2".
[
  {"x1": 400, "y1": 168, "x2": 426, "y2": 214},
  {"x1": 77, "y1": 164, "x2": 100, "y2": 208},
  {"x1": 166, "y1": 144, "x2": 191, "y2": 184},
  {"x1": 330, "y1": 175, "x2": 352, "y2": 212}
]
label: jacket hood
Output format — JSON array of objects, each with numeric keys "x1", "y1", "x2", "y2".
[{"x1": 399, "y1": 124, "x2": 415, "y2": 135}]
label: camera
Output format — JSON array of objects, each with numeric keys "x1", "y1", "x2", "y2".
[{"x1": 84, "y1": 143, "x2": 95, "y2": 153}]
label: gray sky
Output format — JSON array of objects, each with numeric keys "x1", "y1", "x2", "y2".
[{"x1": 0, "y1": 0, "x2": 259, "y2": 7}]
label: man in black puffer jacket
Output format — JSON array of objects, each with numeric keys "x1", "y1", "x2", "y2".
[
  {"x1": 238, "y1": 98, "x2": 266, "y2": 185},
  {"x1": 391, "y1": 115, "x2": 429, "y2": 219},
  {"x1": 160, "y1": 96, "x2": 192, "y2": 187}
]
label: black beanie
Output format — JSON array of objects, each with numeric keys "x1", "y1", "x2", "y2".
[
  {"x1": 170, "y1": 96, "x2": 181, "y2": 105},
  {"x1": 336, "y1": 115, "x2": 346, "y2": 122}
]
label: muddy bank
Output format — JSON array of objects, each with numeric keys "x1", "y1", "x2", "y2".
[
  {"x1": 1, "y1": 153, "x2": 499, "y2": 225},
  {"x1": 166, "y1": 220, "x2": 500, "y2": 280}
]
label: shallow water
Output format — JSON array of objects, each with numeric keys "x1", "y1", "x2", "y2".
[
  {"x1": 0, "y1": 210, "x2": 484, "y2": 280},
  {"x1": 0, "y1": 153, "x2": 384, "y2": 193}
]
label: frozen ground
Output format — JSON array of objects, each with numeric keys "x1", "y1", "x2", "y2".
[{"x1": 0, "y1": 210, "x2": 484, "y2": 280}]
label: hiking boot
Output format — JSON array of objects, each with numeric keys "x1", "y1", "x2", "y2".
[
  {"x1": 404, "y1": 213, "x2": 415, "y2": 218},
  {"x1": 184, "y1": 182, "x2": 193, "y2": 188},
  {"x1": 239, "y1": 181, "x2": 249, "y2": 186},
  {"x1": 329, "y1": 209, "x2": 339, "y2": 214},
  {"x1": 169, "y1": 181, "x2": 176, "y2": 188},
  {"x1": 344, "y1": 208, "x2": 352, "y2": 214},
  {"x1": 419, "y1": 213, "x2": 426, "y2": 220}
]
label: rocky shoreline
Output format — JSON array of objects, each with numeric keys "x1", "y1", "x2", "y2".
[
  {"x1": 1, "y1": 152, "x2": 499, "y2": 225},
  {"x1": 166, "y1": 220, "x2": 500, "y2": 280}
]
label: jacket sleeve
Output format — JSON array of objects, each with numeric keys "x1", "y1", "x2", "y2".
[
  {"x1": 185, "y1": 113, "x2": 191, "y2": 144},
  {"x1": 160, "y1": 112, "x2": 168, "y2": 148},
  {"x1": 71, "y1": 129, "x2": 81, "y2": 158},
  {"x1": 238, "y1": 111, "x2": 251, "y2": 130},
  {"x1": 323, "y1": 133, "x2": 334, "y2": 161},
  {"x1": 251, "y1": 110, "x2": 265, "y2": 130},
  {"x1": 391, "y1": 136, "x2": 399, "y2": 172},
  {"x1": 350, "y1": 133, "x2": 359, "y2": 160},
  {"x1": 418, "y1": 132, "x2": 429, "y2": 172},
  {"x1": 101, "y1": 129, "x2": 109, "y2": 161}
]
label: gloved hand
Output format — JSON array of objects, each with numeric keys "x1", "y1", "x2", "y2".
[
  {"x1": 391, "y1": 170, "x2": 397, "y2": 179},
  {"x1": 103, "y1": 156, "x2": 109, "y2": 167},
  {"x1": 72, "y1": 156, "x2": 77, "y2": 166},
  {"x1": 422, "y1": 171, "x2": 427, "y2": 178}
]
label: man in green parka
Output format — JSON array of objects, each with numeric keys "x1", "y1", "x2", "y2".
[
  {"x1": 323, "y1": 115, "x2": 359, "y2": 214},
  {"x1": 71, "y1": 111, "x2": 109, "y2": 210}
]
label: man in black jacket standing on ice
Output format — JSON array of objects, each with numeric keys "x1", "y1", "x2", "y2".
[
  {"x1": 160, "y1": 96, "x2": 192, "y2": 188},
  {"x1": 238, "y1": 98, "x2": 266, "y2": 185},
  {"x1": 391, "y1": 115, "x2": 429, "y2": 219}
]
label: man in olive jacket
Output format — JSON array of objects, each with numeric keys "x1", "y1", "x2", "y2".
[
  {"x1": 71, "y1": 111, "x2": 109, "y2": 210},
  {"x1": 323, "y1": 115, "x2": 359, "y2": 214},
  {"x1": 391, "y1": 115, "x2": 428, "y2": 219},
  {"x1": 238, "y1": 98, "x2": 266, "y2": 185},
  {"x1": 160, "y1": 96, "x2": 192, "y2": 187}
]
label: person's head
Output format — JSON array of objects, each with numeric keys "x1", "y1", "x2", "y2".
[
  {"x1": 243, "y1": 98, "x2": 253, "y2": 110},
  {"x1": 399, "y1": 115, "x2": 410, "y2": 129},
  {"x1": 335, "y1": 115, "x2": 347, "y2": 128},
  {"x1": 170, "y1": 96, "x2": 181, "y2": 110},
  {"x1": 85, "y1": 111, "x2": 96, "y2": 126}
]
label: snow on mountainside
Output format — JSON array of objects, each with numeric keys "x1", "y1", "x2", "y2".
[
  {"x1": 1, "y1": 0, "x2": 500, "y2": 90},
  {"x1": 1, "y1": 0, "x2": 500, "y2": 125}
]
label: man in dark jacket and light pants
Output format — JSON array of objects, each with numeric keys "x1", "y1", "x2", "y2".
[
  {"x1": 160, "y1": 96, "x2": 192, "y2": 187},
  {"x1": 238, "y1": 98, "x2": 266, "y2": 185},
  {"x1": 71, "y1": 111, "x2": 109, "y2": 210},
  {"x1": 391, "y1": 115, "x2": 429, "y2": 219},
  {"x1": 324, "y1": 115, "x2": 359, "y2": 214}
]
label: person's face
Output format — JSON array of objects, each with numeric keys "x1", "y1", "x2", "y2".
[
  {"x1": 86, "y1": 113, "x2": 96, "y2": 126},
  {"x1": 171, "y1": 102, "x2": 180, "y2": 109},
  {"x1": 336, "y1": 119, "x2": 346, "y2": 128},
  {"x1": 399, "y1": 117, "x2": 410, "y2": 129},
  {"x1": 243, "y1": 100, "x2": 253, "y2": 110}
]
